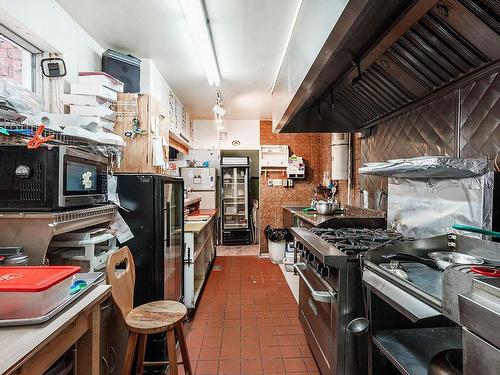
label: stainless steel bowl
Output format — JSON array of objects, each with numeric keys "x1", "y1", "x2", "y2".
[{"x1": 315, "y1": 201, "x2": 338, "y2": 215}]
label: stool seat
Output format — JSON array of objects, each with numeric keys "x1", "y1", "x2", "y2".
[{"x1": 125, "y1": 300, "x2": 187, "y2": 334}]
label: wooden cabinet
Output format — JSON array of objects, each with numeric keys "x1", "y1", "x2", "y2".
[
  {"x1": 100, "y1": 298, "x2": 128, "y2": 375},
  {"x1": 114, "y1": 93, "x2": 169, "y2": 173}
]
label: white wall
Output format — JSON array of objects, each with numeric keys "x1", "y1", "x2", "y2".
[
  {"x1": 140, "y1": 58, "x2": 172, "y2": 111},
  {"x1": 0, "y1": 0, "x2": 104, "y2": 89},
  {"x1": 193, "y1": 119, "x2": 260, "y2": 150}
]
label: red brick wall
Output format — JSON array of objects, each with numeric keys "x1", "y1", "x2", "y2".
[
  {"x1": 259, "y1": 120, "x2": 323, "y2": 252},
  {"x1": 0, "y1": 37, "x2": 23, "y2": 83}
]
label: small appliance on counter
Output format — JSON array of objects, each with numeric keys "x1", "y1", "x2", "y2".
[{"x1": 0, "y1": 145, "x2": 108, "y2": 211}]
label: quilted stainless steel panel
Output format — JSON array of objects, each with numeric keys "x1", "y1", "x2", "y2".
[
  {"x1": 459, "y1": 72, "x2": 500, "y2": 159},
  {"x1": 361, "y1": 91, "x2": 457, "y2": 209}
]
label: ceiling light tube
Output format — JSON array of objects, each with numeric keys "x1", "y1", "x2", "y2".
[{"x1": 180, "y1": 0, "x2": 220, "y2": 86}]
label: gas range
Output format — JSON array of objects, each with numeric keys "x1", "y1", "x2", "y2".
[
  {"x1": 290, "y1": 225, "x2": 408, "y2": 375},
  {"x1": 309, "y1": 227, "x2": 407, "y2": 259}
]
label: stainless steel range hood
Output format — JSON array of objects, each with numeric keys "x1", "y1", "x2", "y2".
[{"x1": 273, "y1": 0, "x2": 500, "y2": 133}]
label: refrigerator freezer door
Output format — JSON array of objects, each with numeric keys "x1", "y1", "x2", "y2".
[
  {"x1": 181, "y1": 167, "x2": 216, "y2": 191},
  {"x1": 222, "y1": 166, "x2": 249, "y2": 229},
  {"x1": 162, "y1": 179, "x2": 184, "y2": 302}
]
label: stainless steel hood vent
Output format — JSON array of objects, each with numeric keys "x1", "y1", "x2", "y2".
[{"x1": 276, "y1": 0, "x2": 500, "y2": 133}]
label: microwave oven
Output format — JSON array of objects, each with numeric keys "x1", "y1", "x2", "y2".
[{"x1": 0, "y1": 146, "x2": 108, "y2": 211}]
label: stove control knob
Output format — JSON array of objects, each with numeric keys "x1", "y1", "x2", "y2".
[
  {"x1": 317, "y1": 263, "x2": 324, "y2": 273},
  {"x1": 302, "y1": 249, "x2": 309, "y2": 260},
  {"x1": 321, "y1": 265, "x2": 331, "y2": 278},
  {"x1": 296, "y1": 242, "x2": 304, "y2": 251},
  {"x1": 307, "y1": 252, "x2": 315, "y2": 262}
]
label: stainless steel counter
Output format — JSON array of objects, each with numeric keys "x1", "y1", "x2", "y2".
[{"x1": 282, "y1": 205, "x2": 386, "y2": 228}]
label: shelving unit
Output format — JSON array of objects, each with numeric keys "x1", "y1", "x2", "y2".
[
  {"x1": 0, "y1": 204, "x2": 117, "y2": 265},
  {"x1": 0, "y1": 119, "x2": 122, "y2": 157},
  {"x1": 372, "y1": 327, "x2": 462, "y2": 375}
]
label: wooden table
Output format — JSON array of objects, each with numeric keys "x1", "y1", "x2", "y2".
[{"x1": 0, "y1": 285, "x2": 111, "y2": 375}]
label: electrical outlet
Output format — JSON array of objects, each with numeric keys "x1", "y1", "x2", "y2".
[
  {"x1": 288, "y1": 179, "x2": 294, "y2": 187},
  {"x1": 283, "y1": 179, "x2": 288, "y2": 187},
  {"x1": 268, "y1": 179, "x2": 273, "y2": 186},
  {"x1": 272, "y1": 179, "x2": 283, "y2": 186}
]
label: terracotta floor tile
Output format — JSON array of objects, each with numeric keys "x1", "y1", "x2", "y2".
[
  {"x1": 261, "y1": 346, "x2": 281, "y2": 359},
  {"x1": 187, "y1": 256, "x2": 314, "y2": 375},
  {"x1": 188, "y1": 347, "x2": 201, "y2": 361},
  {"x1": 241, "y1": 358, "x2": 263, "y2": 373},
  {"x1": 241, "y1": 346, "x2": 261, "y2": 359},
  {"x1": 187, "y1": 336, "x2": 203, "y2": 349},
  {"x1": 219, "y1": 346, "x2": 240, "y2": 360},
  {"x1": 198, "y1": 347, "x2": 220, "y2": 361},
  {"x1": 303, "y1": 357, "x2": 319, "y2": 372},
  {"x1": 280, "y1": 345, "x2": 301, "y2": 358},
  {"x1": 283, "y1": 358, "x2": 307, "y2": 373},
  {"x1": 196, "y1": 360, "x2": 219, "y2": 374},
  {"x1": 202, "y1": 337, "x2": 222, "y2": 348},
  {"x1": 219, "y1": 359, "x2": 241, "y2": 374},
  {"x1": 241, "y1": 335, "x2": 260, "y2": 347},
  {"x1": 262, "y1": 358, "x2": 285, "y2": 373}
]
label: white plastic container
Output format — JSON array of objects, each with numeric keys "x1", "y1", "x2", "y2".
[
  {"x1": 78, "y1": 71, "x2": 124, "y2": 93},
  {"x1": 70, "y1": 84, "x2": 118, "y2": 101},
  {"x1": 0, "y1": 266, "x2": 80, "y2": 319},
  {"x1": 268, "y1": 240, "x2": 286, "y2": 264}
]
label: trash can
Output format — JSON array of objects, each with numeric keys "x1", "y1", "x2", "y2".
[{"x1": 265, "y1": 225, "x2": 287, "y2": 264}]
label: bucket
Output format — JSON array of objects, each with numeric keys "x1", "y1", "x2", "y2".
[{"x1": 268, "y1": 240, "x2": 286, "y2": 264}]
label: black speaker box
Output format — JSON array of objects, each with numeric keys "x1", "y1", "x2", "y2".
[{"x1": 102, "y1": 49, "x2": 141, "y2": 93}]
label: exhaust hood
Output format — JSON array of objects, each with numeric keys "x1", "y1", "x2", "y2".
[{"x1": 273, "y1": 0, "x2": 500, "y2": 133}]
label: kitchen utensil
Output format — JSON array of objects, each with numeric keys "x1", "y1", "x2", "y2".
[
  {"x1": 452, "y1": 224, "x2": 500, "y2": 238},
  {"x1": 470, "y1": 266, "x2": 500, "y2": 277},
  {"x1": 428, "y1": 349, "x2": 463, "y2": 375},
  {"x1": 383, "y1": 251, "x2": 484, "y2": 271},
  {"x1": 382, "y1": 253, "x2": 442, "y2": 270},
  {"x1": 428, "y1": 252, "x2": 484, "y2": 269},
  {"x1": 3, "y1": 254, "x2": 29, "y2": 266},
  {"x1": 347, "y1": 317, "x2": 369, "y2": 335},
  {"x1": 315, "y1": 201, "x2": 339, "y2": 215}
]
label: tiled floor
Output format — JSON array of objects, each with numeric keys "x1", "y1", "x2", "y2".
[
  {"x1": 182, "y1": 256, "x2": 320, "y2": 374},
  {"x1": 217, "y1": 245, "x2": 260, "y2": 256}
]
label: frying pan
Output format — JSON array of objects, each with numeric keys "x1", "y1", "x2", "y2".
[{"x1": 383, "y1": 251, "x2": 483, "y2": 271}]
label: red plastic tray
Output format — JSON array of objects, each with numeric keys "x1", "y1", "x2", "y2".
[{"x1": 0, "y1": 266, "x2": 80, "y2": 292}]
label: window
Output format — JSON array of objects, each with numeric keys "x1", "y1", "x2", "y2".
[{"x1": 0, "y1": 25, "x2": 41, "y2": 92}]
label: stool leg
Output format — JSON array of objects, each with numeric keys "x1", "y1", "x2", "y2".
[
  {"x1": 136, "y1": 334, "x2": 147, "y2": 375},
  {"x1": 166, "y1": 329, "x2": 178, "y2": 375},
  {"x1": 176, "y1": 323, "x2": 192, "y2": 375},
  {"x1": 122, "y1": 332, "x2": 138, "y2": 375}
]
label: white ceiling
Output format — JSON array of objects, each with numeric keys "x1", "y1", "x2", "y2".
[{"x1": 55, "y1": 0, "x2": 301, "y2": 120}]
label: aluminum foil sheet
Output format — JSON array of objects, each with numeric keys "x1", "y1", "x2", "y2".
[
  {"x1": 359, "y1": 157, "x2": 491, "y2": 178},
  {"x1": 387, "y1": 172, "x2": 494, "y2": 239}
]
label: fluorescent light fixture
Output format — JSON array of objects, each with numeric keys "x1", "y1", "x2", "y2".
[
  {"x1": 270, "y1": 0, "x2": 303, "y2": 93},
  {"x1": 180, "y1": 0, "x2": 220, "y2": 86}
]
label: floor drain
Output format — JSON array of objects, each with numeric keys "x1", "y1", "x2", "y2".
[{"x1": 213, "y1": 265, "x2": 223, "y2": 271}]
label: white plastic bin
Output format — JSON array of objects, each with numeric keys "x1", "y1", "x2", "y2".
[{"x1": 268, "y1": 240, "x2": 286, "y2": 264}]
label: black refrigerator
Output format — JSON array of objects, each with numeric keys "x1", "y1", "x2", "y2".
[{"x1": 116, "y1": 173, "x2": 184, "y2": 371}]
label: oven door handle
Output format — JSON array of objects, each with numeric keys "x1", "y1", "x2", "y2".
[{"x1": 294, "y1": 263, "x2": 337, "y2": 303}]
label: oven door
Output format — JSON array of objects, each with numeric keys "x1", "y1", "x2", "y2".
[
  {"x1": 295, "y1": 262, "x2": 338, "y2": 375},
  {"x1": 59, "y1": 147, "x2": 108, "y2": 207}
]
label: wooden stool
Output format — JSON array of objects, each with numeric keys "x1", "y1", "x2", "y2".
[{"x1": 106, "y1": 247, "x2": 192, "y2": 375}]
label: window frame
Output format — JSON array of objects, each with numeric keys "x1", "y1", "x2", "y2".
[{"x1": 0, "y1": 24, "x2": 42, "y2": 93}]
